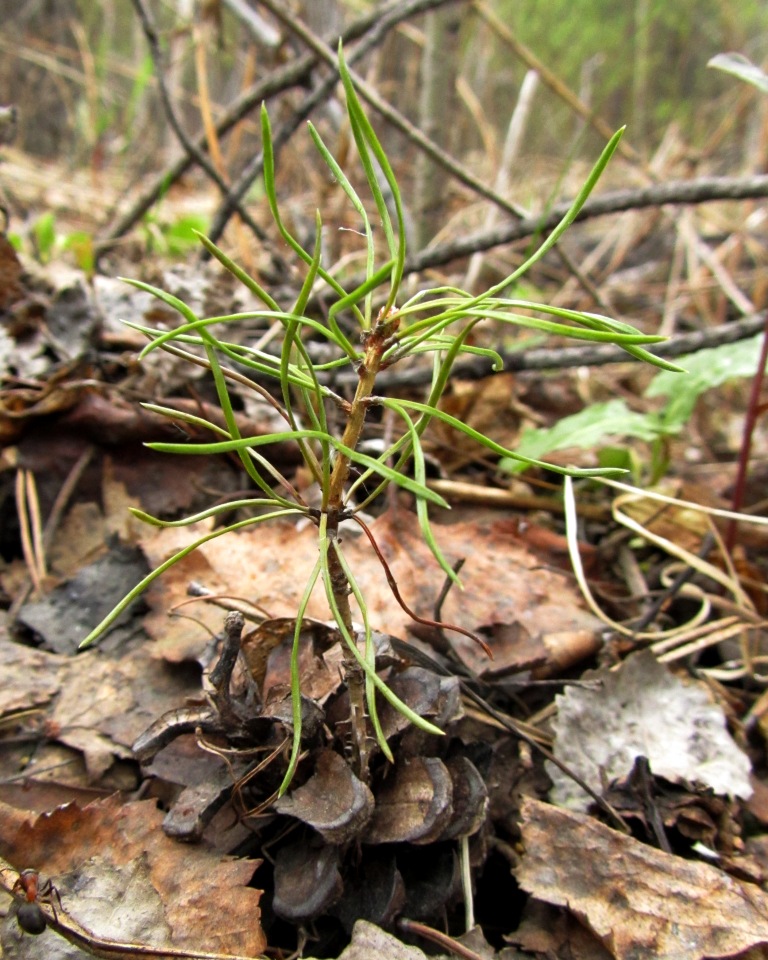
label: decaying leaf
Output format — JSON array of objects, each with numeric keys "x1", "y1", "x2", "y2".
[
  {"x1": 0, "y1": 796, "x2": 265, "y2": 956},
  {"x1": 516, "y1": 797, "x2": 768, "y2": 960},
  {"x1": 549, "y1": 649, "x2": 752, "y2": 810},
  {"x1": 138, "y1": 513, "x2": 603, "y2": 678},
  {"x1": 509, "y1": 899, "x2": 614, "y2": 960}
]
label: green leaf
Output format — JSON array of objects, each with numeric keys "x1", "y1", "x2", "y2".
[
  {"x1": 33, "y1": 212, "x2": 57, "y2": 262},
  {"x1": 162, "y1": 214, "x2": 209, "y2": 255},
  {"x1": 261, "y1": 103, "x2": 363, "y2": 340},
  {"x1": 646, "y1": 334, "x2": 763, "y2": 432},
  {"x1": 500, "y1": 400, "x2": 663, "y2": 473},
  {"x1": 318, "y1": 529, "x2": 443, "y2": 740}
]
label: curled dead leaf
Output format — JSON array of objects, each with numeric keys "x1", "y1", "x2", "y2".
[{"x1": 516, "y1": 797, "x2": 768, "y2": 960}]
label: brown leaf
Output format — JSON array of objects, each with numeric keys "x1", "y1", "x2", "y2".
[
  {"x1": 434, "y1": 373, "x2": 523, "y2": 470},
  {"x1": 516, "y1": 797, "x2": 768, "y2": 960},
  {"x1": 510, "y1": 900, "x2": 614, "y2": 960},
  {"x1": 140, "y1": 512, "x2": 602, "y2": 678},
  {"x1": 251, "y1": 617, "x2": 340, "y2": 702},
  {"x1": 274, "y1": 749, "x2": 374, "y2": 844},
  {"x1": 0, "y1": 796, "x2": 265, "y2": 956},
  {"x1": 0, "y1": 628, "x2": 63, "y2": 716}
]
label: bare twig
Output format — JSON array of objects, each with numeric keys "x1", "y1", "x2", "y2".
[
  {"x1": 101, "y1": 0, "x2": 456, "y2": 251},
  {"x1": 398, "y1": 918, "x2": 487, "y2": 960},
  {"x1": 129, "y1": 0, "x2": 269, "y2": 247},
  {"x1": 326, "y1": 312, "x2": 768, "y2": 390},
  {"x1": 405, "y1": 174, "x2": 768, "y2": 275}
]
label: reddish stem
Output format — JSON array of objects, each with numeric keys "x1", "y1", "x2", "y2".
[{"x1": 725, "y1": 314, "x2": 768, "y2": 552}]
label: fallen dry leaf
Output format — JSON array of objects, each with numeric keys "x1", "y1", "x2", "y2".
[
  {"x1": 137, "y1": 510, "x2": 603, "y2": 679},
  {"x1": 0, "y1": 626, "x2": 64, "y2": 716},
  {"x1": 509, "y1": 899, "x2": 613, "y2": 960},
  {"x1": 548, "y1": 649, "x2": 753, "y2": 810},
  {"x1": 516, "y1": 797, "x2": 768, "y2": 960},
  {"x1": 306, "y1": 918, "x2": 429, "y2": 960},
  {"x1": 0, "y1": 795, "x2": 265, "y2": 957}
]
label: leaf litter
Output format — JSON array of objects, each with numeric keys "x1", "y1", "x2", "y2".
[
  {"x1": 2, "y1": 178, "x2": 768, "y2": 960},
  {"x1": 548, "y1": 649, "x2": 753, "y2": 810}
]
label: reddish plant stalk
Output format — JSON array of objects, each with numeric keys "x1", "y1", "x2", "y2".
[{"x1": 725, "y1": 314, "x2": 768, "y2": 552}]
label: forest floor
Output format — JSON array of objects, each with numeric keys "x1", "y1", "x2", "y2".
[{"x1": 1, "y1": 139, "x2": 768, "y2": 960}]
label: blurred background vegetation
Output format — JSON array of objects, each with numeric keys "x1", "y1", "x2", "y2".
[{"x1": 1, "y1": 0, "x2": 766, "y2": 264}]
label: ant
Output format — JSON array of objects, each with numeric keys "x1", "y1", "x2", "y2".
[{"x1": 11, "y1": 869, "x2": 61, "y2": 935}]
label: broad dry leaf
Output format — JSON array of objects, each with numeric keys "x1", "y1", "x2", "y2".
[
  {"x1": 549, "y1": 649, "x2": 752, "y2": 810},
  {"x1": 0, "y1": 627, "x2": 63, "y2": 715},
  {"x1": 139, "y1": 511, "x2": 602, "y2": 675},
  {"x1": 0, "y1": 796, "x2": 265, "y2": 957},
  {"x1": 516, "y1": 797, "x2": 768, "y2": 960}
]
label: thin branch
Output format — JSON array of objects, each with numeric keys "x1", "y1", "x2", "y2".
[
  {"x1": 325, "y1": 313, "x2": 767, "y2": 389},
  {"x1": 405, "y1": 174, "x2": 768, "y2": 274},
  {"x1": 129, "y1": 0, "x2": 269, "y2": 246},
  {"x1": 100, "y1": 0, "x2": 457, "y2": 251},
  {"x1": 234, "y1": 0, "x2": 528, "y2": 247},
  {"x1": 206, "y1": 0, "x2": 485, "y2": 243}
]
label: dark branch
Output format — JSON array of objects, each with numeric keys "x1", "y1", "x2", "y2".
[
  {"x1": 129, "y1": 0, "x2": 269, "y2": 247},
  {"x1": 406, "y1": 175, "x2": 768, "y2": 274},
  {"x1": 325, "y1": 313, "x2": 767, "y2": 389}
]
